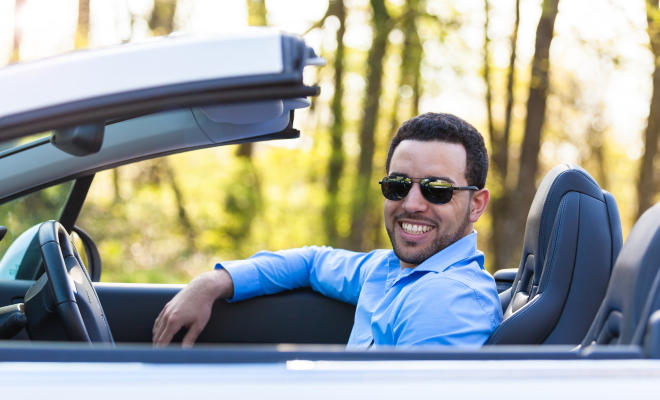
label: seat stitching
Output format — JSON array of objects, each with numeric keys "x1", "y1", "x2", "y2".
[
  {"x1": 488, "y1": 197, "x2": 571, "y2": 344},
  {"x1": 539, "y1": 168, "x2": 598, "y2": 263},
  {"x1": 538, "y1": 196, "x2": 569, "y2": 294}
]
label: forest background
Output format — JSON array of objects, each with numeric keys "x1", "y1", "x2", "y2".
[{"x1": 1, "y1": 0, "x2": 660, "y2": 283}]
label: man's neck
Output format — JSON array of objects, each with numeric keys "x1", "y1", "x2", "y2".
[{"x1": 400, "y1": 261, "x2": 418, "y2": 270}]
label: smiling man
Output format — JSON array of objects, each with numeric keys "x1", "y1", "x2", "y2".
[{"x1": 153, "y1": 112, "x2": 503, "y2": 349}]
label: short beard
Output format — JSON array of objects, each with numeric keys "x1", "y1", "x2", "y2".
[{"x1": 386, "y1": 205, "x2": 471, "y2": 266}]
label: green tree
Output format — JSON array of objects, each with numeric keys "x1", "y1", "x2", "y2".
[
  {"x1": 488, "y1": 0, "x2": 561, "y2": 271},
  {"x1": 75, "y1": 0, "x2": 90, "y2": 49},
  {"x1": 346, "y1": 0, "x2": 392, "y2": 251},
  {"x1": 148, "y1": 0, "x2": 177, "y2": 36},
  {"x1": 322, "y1": 0, "x2": 348, "y2": 247},
  {"x1": 638, "y1": 0, "x2": 660, "y2": 218},
  {"x1": 10, "y1": 0, "x2": 26, "y2": 63}
]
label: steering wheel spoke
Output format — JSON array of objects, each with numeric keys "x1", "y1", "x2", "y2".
[{"x1": 23, "y1": 221, "x2": 113, "y2": 345}]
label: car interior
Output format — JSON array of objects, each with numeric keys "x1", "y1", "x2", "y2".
[{"x1": 1, "y1": 135, "x2": 660, "y2": 362}]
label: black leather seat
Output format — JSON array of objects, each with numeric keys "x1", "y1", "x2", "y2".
[
  {"x1": 487, "y1": 164, "x2": 622, "y2": 345},
  {"x1": 582, "y1": 202, "x2": 660, "y2": 347}
]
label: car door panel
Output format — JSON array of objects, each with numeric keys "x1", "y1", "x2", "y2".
[
  {"x1": 96, "y1": 284, "x2": 356, "y2": 345},
  {"x1": 0, "y1": 281, "x2": 356, "y2": 344}
]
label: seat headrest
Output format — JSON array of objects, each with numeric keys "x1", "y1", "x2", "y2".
[{"x1": 519, "y1": 164, "x2": 604, "y2": 291}]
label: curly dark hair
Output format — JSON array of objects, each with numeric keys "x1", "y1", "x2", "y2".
[{"x1": 385, "y1": 113, "x2": 489, "y2": 189}]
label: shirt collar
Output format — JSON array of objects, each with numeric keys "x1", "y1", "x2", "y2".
[{"x1": 405, "y1": 231, "x2": 482, "y2": 273}]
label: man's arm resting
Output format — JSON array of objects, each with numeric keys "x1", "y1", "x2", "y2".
[
  {"x1": 152, "y1": 268, "x2": 234, "y2": 347},
  {"x1": 221, "y1": 247, "x2": 373, "y2": 305}
]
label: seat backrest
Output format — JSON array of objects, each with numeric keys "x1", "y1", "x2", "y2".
[
  {"x1": 582, "y1": 202, "x2": 660, "y2": 347},
  {"x1": 487, "y1": 164, "x2": 622, "y2": 345}
]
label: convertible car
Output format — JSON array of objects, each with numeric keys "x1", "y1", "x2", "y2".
[{"x1": 0, "y1": 29, "x2": 659, "y2": 397}]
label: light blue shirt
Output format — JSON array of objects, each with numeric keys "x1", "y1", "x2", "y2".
[{"x1": 217, "y1": 232, "x2": 502, "y2": 349}]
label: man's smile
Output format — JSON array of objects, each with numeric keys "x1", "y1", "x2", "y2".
[{"x1": 400, "y1": 222, "x2": 435, "y2": 235}]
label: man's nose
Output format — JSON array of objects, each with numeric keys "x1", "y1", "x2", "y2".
[{"x1": 402, "y1": 183, "x2": 428, "y2": 213}]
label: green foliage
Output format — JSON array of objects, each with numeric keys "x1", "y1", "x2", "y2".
[{"x1": 78, "y1": 143, "x2": 331, "y2": 283}]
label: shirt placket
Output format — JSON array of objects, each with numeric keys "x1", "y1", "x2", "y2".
[
  {"x1": 368, "y1": 255, "x2": 418, "y2": 349},
  {"x1": 384, "y1": 253, "x2": 403, "y2": 290}
]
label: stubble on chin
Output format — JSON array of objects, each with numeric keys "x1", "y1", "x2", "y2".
[{"x1": 386, "y1": 207, "x2": 471, "y2": 266}]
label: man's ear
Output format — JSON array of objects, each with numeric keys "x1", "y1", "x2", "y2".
[{"x1": 469, "y1": 188, "x2": 490, "y2": 223}]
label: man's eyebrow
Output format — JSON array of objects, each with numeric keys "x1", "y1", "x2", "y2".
[
  {"x1": 389, "y1": 172, "x2": 456, "y2": 185},
  {"x1": 429, "y1": 176, "x2": 456, "y2": 184}
]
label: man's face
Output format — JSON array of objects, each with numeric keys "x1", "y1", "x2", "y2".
[{"x1": 384, "y1": 140, "x2": 478, "y2": 269}]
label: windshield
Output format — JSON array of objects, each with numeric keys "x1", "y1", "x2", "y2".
[{"x1": 0, "y1": 181, "x2": 74, "y2": 280}]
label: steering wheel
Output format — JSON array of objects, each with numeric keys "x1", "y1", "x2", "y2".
[{"x1": 24, "y1": 221, "x2": 113, "y2": 344}]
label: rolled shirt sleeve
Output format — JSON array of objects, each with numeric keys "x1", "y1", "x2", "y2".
[{"x1": 216, "y1": 246, "x2": 383, "y2": 305}]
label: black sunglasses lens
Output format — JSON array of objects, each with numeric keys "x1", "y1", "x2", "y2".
[
  {"x1": 380, "y1": 178, "x2": 455, "y2": 204},
  {"x1": 421, "y1": 185, "x2": 453, "y2": 204},
  {"x1": 380, "y1": 179, "x2": 410, "y2": 200}
]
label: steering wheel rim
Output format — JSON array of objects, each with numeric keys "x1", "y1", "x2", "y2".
[{"x1": 38, "y1": 220, "x2": 113, "y2": 344}]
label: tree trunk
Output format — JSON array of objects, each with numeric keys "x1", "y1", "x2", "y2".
[
  {"x1": 161, "y1": 160, "x2": 196, "y2": 251},
  {"x1": 487, "y1": 0, "x2": 520, "y2": 271},
  {"x1": 386, "y1": 0, "x2": 422, "y2": 139},
  {"x1": 346, "y1": 0, "x2": 391, "y2": 251},
  {"x1": 149, "y1": 0, "x2": 177, "y2": 36},
  {"x1": 247, "y1": 0, "x2": 267, "y2": 26},
  {"x1": 484, "y1": 0, "x2": 496, "y2": 151},
  {"x1": 485, "y1": 0, "x2": 520, "y2": 180},
  {"x1": 515, "y1": 0, "x2": 559, "y2": 200},
  {"x1": 492, "y1": 0, "x2": 559, "y2": 271},
  {"x1": 10, "y1": 0, "x2": 26, "y2": 63},
  {"x1": 113, "y1": 169, "x2": 121, "y2": 202},
  {"x1": 76, "y1": 0, "x2": 90, "y2": 49},
  {"x1": 500, "y1": 0, "x2": 520, "y2": 182},
  {"x1": 400, "y1": 0, "x2": 422, "y2": 118},
  {"x1": 323, "y1": 0, "x2": 347, "y2": 247},
  {"x1": 638, "y1": 0, "x2": 660, "y2": 218}
]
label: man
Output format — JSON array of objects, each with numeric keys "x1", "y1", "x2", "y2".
[{"x1": 153, "y1": 112, "x2": 503, "y2": 349}]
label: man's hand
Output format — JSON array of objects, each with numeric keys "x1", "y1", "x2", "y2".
[{"x1": 152, "y1": 268, "x2": 234, "y2": 348}]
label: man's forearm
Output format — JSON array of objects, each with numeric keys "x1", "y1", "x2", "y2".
[
  {"x1": 204, "y1": 268, "x2": 235, "y2": 300},
  {"x1": 220, "y1": 246, "x2": 371, "y2": 305}
]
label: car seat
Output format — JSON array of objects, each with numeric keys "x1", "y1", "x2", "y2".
[
  {"x1": 486, "y1": 164, "x2": 622, "y2": 345},
  {"x1": 581, "y1": 201, "x2": 660, "y2": 347}
]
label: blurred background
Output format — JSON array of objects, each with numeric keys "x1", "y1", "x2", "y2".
[{"x1": 0, "y1": 0, "x2": 657, "y2": 283}]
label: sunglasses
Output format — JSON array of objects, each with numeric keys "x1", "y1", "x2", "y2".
[{"x1": 379, "y1": 176, "x2": 478, "y2": 204}]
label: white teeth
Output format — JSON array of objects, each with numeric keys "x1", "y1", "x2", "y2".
[{"x1": 401, "y1": 222, "x2": 434, "y2": 234}]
